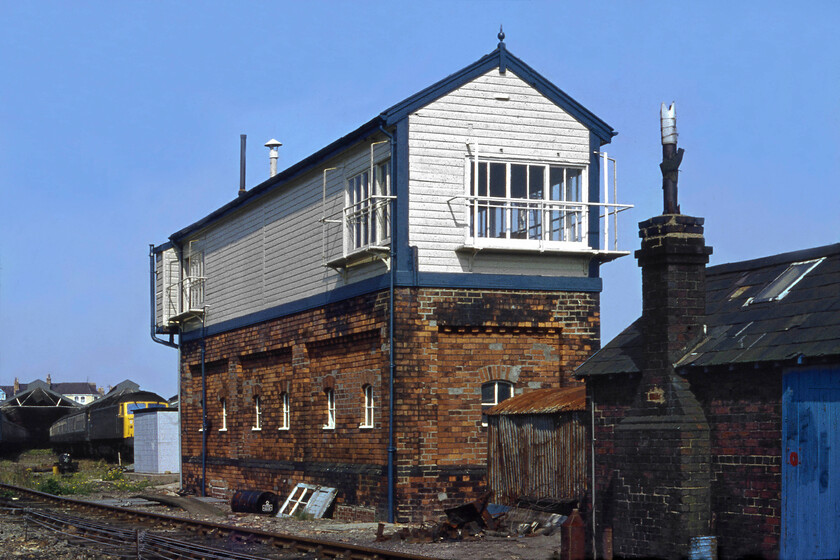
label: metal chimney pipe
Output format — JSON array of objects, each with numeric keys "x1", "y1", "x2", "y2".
[
  {"x1": 239, "y1": 134, "x2": 247, "y2": 196},
  {"x1": 265, "y1": 139, "x2": 282, "y2": 178}
]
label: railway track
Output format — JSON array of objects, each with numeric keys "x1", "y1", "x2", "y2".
[{"x1": 0, "y1": 483, "x2": 439, "y2": 560}]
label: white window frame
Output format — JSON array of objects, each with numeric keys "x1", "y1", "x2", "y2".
[
  {"x1": 219, "y1": 397, "x2": 227, "y2": 432},
  {"x1": 323, "y1": 388, "x2": 336, "y2": 430},
  {"x1": 360, "y1": 385, "x2": 374, "y2": 429},
  {"x1": 183, "y1": 241, "x2": 205, "y2": 312},
  {"x1": 464, "y1": 157, "x2": 589, "y2": 251},
  {"x1": 481, "y1": 380, "x2": 513, "y2": 427},
  {"x1": 345, "y1": 160, "x2": 391, "y2": 254},
  {"x1": 279, "y1": 392, "x2": 290, "y2": 431},
  {"x1": 252, "y1": 395, "x2": 262, "y2": 431}
]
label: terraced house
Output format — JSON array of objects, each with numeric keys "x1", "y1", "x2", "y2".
[{"x1": 150, "y1": 36, "x2": 631, "y2": 522}]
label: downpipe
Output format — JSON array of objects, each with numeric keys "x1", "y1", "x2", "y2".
[
  {"x1": 148, "y1": 244, "x2": 178, "y2": 349},
  {"x1": 379, "y1": 124, "x2": 397, "y2": 523}
]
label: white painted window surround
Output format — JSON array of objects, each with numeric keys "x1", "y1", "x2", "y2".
[
  {"x1": 324, "y1": 389, "x2": 336, "y2": 430},
  {"x1": 252, "y1": 396, "x2": 262, "y2": 431},
  {"x1": 279, "y1": 392, "x2": 290, "y2": 431},
  {"x1": 360, "y1": 385, "x2": 374, "y2": 428},
  {"x1": 345, "y1": 160, "x2": 391, "y2": 254},
  {"x1": 481, "y1": 380, "x2": 513, "y2": 427},
  {"x1": 465, "y1": 158, "x2": 588, "y2": 250}
]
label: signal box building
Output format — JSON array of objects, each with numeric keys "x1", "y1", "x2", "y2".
[{"x1": 151, "y1": 38, "x2": 631, "y2": 522}]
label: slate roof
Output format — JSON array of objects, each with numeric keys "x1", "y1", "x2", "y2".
[
  {"x1": 0, "y1": 381, "x2": 98, "y2": 399},
  {"x1": 576, "y1": 243, "x2": 840, "y2": 377}
]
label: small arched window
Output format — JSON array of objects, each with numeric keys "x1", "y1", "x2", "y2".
[
  {"x1": 279, "y1": 392, "x2": 290, "y2": 431},
  {"x1": 219, "y1": 398, "x2": 228, "y2": 431},
  {"x1": 252, "y1": 396, "x2": 262, "y2": 431},
  {"x1": 361, "y1": 385, "x2": 374, "y2": 428},
  {"x1": 481, "y1": 380, "x2": 513, "y2": 426},
  {"x1": 324, "y1": 388, "x2": 336, "y2": 429}
]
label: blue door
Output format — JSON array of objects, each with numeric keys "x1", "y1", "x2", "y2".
[{"x1": 782, "y1": 367, "x2": 840, "y2": 559}]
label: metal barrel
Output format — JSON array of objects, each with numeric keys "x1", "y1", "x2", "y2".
[{"x1": 230, "y1": 490, "x2": 279, "y2": 515}]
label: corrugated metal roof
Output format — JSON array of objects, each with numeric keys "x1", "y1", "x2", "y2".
[{"x1": 485, "y1": 386, "x2": 586, "y2": 415}]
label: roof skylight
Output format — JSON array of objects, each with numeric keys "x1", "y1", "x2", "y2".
[{"x1": 750, "y1": 257, "x2": 824, "y2": 303}]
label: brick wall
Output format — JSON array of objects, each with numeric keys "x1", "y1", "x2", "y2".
[
  {"x1": 179, "y1": 286, "x2": 599, "y2": 522},
  {"x1": 589, "y1": 368, "x2": 783, "y2": 559}
]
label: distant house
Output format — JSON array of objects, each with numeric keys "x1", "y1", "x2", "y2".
[
  {"x1": 1, "y1": 375, "x2": 101, "y2": 405},
  {"x1": 151, "y1": 37, "x2": 632, "y2": 522},
  {"x1": 577, "y1": 205, "x2": 840, "y2": 557}
]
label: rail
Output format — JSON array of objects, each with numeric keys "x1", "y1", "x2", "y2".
[{"x1": 1, "y1": 483, "x2": 440, "y2": 560}]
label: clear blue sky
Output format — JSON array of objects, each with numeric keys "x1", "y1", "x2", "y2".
[{"x1": 2, "y1": 2, "x2": 838, "y2": 398}]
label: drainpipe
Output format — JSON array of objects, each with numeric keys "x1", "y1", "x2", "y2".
[
  {"x1": 590, "y1": 389, "x2": 597, "y2": 559},
  {"x1": 379, "y1": 124, "x2": 396, "y2": 523},
  {"x1": 201, "y1": 324, "x2": 207, "y2": 497},
  {"x1": 148, "y1": 245, "x2": 178, "y2": 350}
]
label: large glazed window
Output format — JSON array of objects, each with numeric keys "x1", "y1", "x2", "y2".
[
  {"x1": 467, "y1": 160, "x2": 586, "y2": 246},
  {"x1": 346, "y1": 160, "x2": 391, "y2": 252}
]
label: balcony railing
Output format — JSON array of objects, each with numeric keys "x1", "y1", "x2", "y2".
[
  {"x1": 164, "y1": 275, "x2": 205, "y2": 323},
  {"x1": 463, "y1": 196, "x2": 632, "y2": 254}
]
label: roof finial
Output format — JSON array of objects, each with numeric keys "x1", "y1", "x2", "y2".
[{"x1": 498, "y1": 25, "x2": 505, "y2": 44}]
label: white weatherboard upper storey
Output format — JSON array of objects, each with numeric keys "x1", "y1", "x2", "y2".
[
  {"x1": 156, "y1": 65, "x2": 611, "y2": 333},
  {"x1": 408, "y1": 68, "x2": 592, "y2": 277}
]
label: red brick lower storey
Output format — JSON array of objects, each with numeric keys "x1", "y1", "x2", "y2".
[{"x1": 180, "y1": 286, "x2": 599, "y2": 522}]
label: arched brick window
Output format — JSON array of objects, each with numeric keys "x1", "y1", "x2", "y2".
[
  {"x1": 279, "y1": 392, "x2": 290, "y2": 431},
  {"x1": 324, "y1": 388, "x2": 336, "y2": 429},
  {"x1": 481, "y1": 380, "x2": 513, "y2": 426}
]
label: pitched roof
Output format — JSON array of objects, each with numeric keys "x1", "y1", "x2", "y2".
[
  {"x1": 576, "y1": 243, "x2": 840, "y2": 377},
  {"x1": 162, "y1": 42, "x2": 615, "y2": 245},
  {"x1": 485, "y1": 386, "x2": 586, "y2": 415},
  {"x1": 51, "y1": 382, "x2": 98, "y2": 395}
]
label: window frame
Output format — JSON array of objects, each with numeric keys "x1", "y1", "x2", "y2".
[
  {"x1": 345, "y1": 160, "x2": 392, "y2": 255},
  {"x1": 464, "y1": 157, "x2": 589, "y2": 250},
  {"x1": 480, "y1": 380, "x2": 513, "y2": 427},
  {"x1": 278, "y1": 392, "x2": 290, "y2": 431},
  {"x1": 323, "y1": 388, "x2": 336, "y2": 430},
  {"x1": 251, "y1": 395, "x2": 262, "y2": 431},
  {"x1": 360, "y1": 385, "x2": 374, "y2": 429},
  {"x1": 218, "y1": 397, "x2": 227, "y2": 432}
]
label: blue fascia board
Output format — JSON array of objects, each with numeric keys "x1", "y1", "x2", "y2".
[
  {"x1": 180, "y1": 272, "x2": 601, "y2": 341},
  {"x1": 153, "y1": 241, "x2": 174, "y2": 253}
]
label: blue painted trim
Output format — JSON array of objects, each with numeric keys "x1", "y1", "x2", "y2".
[
  {"x1": 154, "y1": 241, "x2": 174, "y2": 253},
  {"x1": 179, "y1": 272, "x2": 602, "y2": 341},
  {"x1": 499, "y1": 41, "x2": 507, "y2": 73}
]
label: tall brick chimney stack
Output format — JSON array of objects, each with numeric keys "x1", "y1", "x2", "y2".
[
  {"x1": 46, "y1": 373, "x2": 52, "y2": 388},
  {"x1": 612, "y1": 103, "x2": 714, "y2": 558},
  {"x1": 14, "y1": 377, "x2": 19, "y2": 394}
]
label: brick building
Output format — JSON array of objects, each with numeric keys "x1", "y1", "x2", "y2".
[
  {"x1": 151, "y1": 38, "x2": 632, "y2": 522},
  {"x1": 576, "y1": 125, "x2": 840, "y2": 555}
]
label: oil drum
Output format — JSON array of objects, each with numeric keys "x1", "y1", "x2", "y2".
[{"x1": 230, "y1": 490, "x2": 279, "y2": 515}]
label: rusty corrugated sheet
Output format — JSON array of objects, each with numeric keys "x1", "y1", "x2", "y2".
[
  {"x1": 487, "y1": 410, "x2": 588, "y2": 505},
  {"x1": 485, "y1": 386, "x2": 586, "y2": 416}
]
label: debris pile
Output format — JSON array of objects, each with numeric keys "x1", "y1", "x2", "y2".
[{"x1": 376, "y1": 493, "x2": 577, "y2": 543}]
